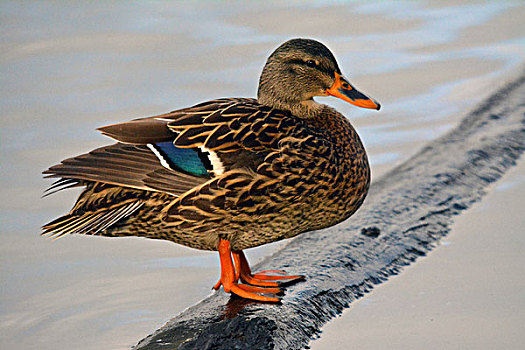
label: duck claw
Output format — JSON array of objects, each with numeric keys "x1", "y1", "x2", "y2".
[
  {"x1": 251, "y1": 272, "x2": 305, "y2": 281},
  {"x1": 236, "y1": 283, "x2": 283, "y2": 295},
  {"x1": 255, "y1": 269, "x2": 288, "y2": 275},
  {"x1": 230, "y1": 284, "x2": 281, "y2": 302}
]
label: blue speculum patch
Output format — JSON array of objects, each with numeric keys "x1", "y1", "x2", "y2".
[{"x1": 154, "y1": 141, "x2": 209, "y2": 176}]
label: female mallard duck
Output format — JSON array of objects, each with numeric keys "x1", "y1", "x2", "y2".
[{"x1": 43, "y1": 38, "x2": 380, "y2": 302}]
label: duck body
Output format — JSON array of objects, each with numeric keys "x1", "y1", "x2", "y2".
[
  {"x1": 43, "y1": 39, "x2": 379, "y2": 302},
  {"x1": 45, "y1": 98, "x2": 369, "y2": 251}
]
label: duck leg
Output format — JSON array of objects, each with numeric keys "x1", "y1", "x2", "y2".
[
  {"x1": 232, "y1": 249, "x2": 305, "y2": 287},
  {"x1": 213, "y1": 239, "x2": 281, "y2": 302}
]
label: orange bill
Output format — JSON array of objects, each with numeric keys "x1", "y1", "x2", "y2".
[{"x1": 326, "y1": 72, "x2": 380, "y2": 110}]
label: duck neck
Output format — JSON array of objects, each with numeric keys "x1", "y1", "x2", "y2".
[{"x1": 258, "y1": 95, "x2": 324, "y2": 119}]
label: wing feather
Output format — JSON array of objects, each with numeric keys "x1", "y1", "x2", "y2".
[{"x1": 43, "y1": 143, "x2": 208, "y2": 196}]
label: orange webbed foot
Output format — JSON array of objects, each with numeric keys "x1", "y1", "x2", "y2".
[
  {"x1": 214, "y1": 239, "x2": 284, "y2": 303},
  {"x1": 232, "y1": 250, "x2": 305, "y2": 287}
]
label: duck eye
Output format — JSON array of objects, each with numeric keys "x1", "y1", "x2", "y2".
[{"x1": 305, "y1": 60, "x2": 317, "y2": 68}]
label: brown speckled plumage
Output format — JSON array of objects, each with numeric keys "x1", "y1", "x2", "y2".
[{"x1": 43, "y1": 38, "x2": 380, "y2": 301}]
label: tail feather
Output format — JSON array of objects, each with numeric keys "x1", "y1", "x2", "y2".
[
  {"x1": 42, "y1": 201, "x2": 144, "y2": 238},
  {"x1": 42, "y1": 178, "x2": 82, "y2": 198}
]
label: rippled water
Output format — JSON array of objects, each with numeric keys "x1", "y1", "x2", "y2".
[{"x1": 1, "y1": 1, "x2": 523, "y2": 349}]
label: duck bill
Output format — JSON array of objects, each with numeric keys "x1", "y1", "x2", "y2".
[{"x1": 326, "y1": 72, "x2": 381, "y2": 110}]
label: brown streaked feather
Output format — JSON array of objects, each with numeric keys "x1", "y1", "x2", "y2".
[
  {"x1": 166, "y1": 99, "x2": 298, "y2": 155},
  {"x1": 95, "y1": 98, "x2": 256, "y2": 145},
  {"x1": 93, "y1": 98, "x2": 295, "y2": 159},
  {"x1": 43, "y1": 143, "x2": 208, "y2": 196},
  {"x1": 42, "y1": 183, "x2": 148, "y2": 238}
]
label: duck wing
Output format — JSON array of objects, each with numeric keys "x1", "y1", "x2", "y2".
[
  {"x1": 98, "y1": 98, "x2": 296, "y2": 155},
  {"x1": 94, "y1": 97, "x2": 302, "y2": 190}
]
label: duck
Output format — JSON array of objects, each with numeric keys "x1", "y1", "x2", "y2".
[{"x1": 43, "y1": 38, "x2": 380, "y2": 302}]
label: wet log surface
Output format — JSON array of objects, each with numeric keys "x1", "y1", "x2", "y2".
[{"x1": 134, "y1": 72, "x2": 525, "y2": 350}]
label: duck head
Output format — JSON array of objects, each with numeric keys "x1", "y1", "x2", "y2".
[{"x1": 257, "y1": 38, "x2": 380, "y2": 117}]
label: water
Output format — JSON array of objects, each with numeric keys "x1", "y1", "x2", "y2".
[{"x1": 1, "y1": 1, "x2": 524, "y2": 349}]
